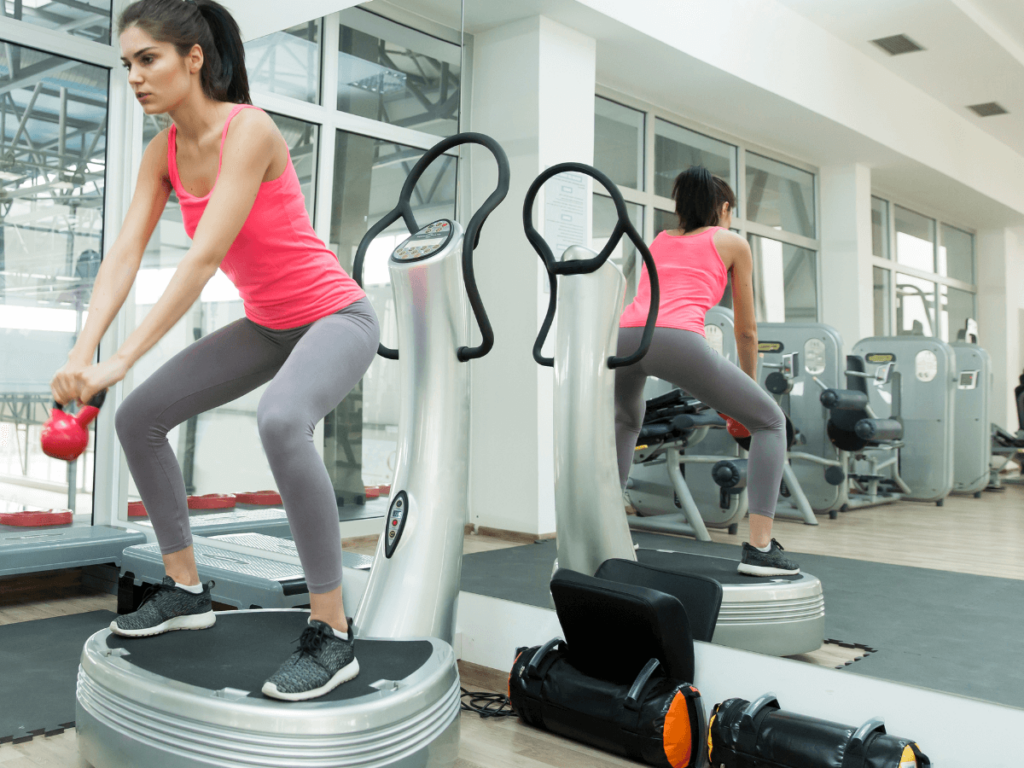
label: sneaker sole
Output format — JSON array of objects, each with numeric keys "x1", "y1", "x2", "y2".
[
  {"x1": 737, "y1": 563, "x2": 801, "y2": 577},
  {"x1": 261, "y1": 659, "x2": 361, "y2": 702},
  {"x1": 109, "y1": 610, "x2": 217, "y2": 637}
]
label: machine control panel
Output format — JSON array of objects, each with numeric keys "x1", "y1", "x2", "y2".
[
  {"x1": 384, "y1": 491, "x2": 409, "y2": 558},
  {"x1": 392, "y1": 220, "x2": 454, "y2": 263},
  {"x1": 958, "y1": 370, "x2": 979, "y2": 389}
]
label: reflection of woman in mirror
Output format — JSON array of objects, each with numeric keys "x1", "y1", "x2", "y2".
[
  {"x1": 49, "y1": 0, "x2": 376, "y2": 701},
  {"x1": 614, "y1": 165, "x2": 799, "y2": 576}
]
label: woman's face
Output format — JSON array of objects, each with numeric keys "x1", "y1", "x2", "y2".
[{"x1": 120, "y1": 26, "x2": 200, "y2": 114}]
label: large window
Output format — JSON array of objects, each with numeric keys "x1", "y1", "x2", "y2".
[
  {"x1": 2, "y1": 0, "x2": 111, "y2": 44},
  {"x1": 329, "y1": 133, "x2": 457, "y2": 491},
  {"x1": 0, "y1": 43, "x2": 109, "y2": 515},
  {"x1": 337, "y1": 8, "x2": 461, "y2": 138},
  {"x1": 871, "y1": 197, "x2": 976, "y2": 341},
  {"x1": 594, "y1": 90, "x2": 820, "y2": 322},
  {"x1": 245, "y1": 20, "x2": 322, "y2": 104}
]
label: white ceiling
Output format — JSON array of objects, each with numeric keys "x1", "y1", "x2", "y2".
[{"x1": 775, "y1": 0, "x2": 1024, "y2": 157}]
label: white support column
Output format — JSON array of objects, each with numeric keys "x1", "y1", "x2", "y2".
[
  {"x1": 468, "y1": 17, "x2": 596, "y2": 536},
  {"x1": 977, "y1": 226, "x2": 1024, "y2": 428},
  {"x1": 818, "y1": 164, "x2": 874, "y2": 354}
]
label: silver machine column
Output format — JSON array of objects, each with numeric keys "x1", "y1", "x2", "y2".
[
  {"x1": 353, "y1": 134, "x2": 510, "y2": 643},
  {"x1": 525, "y1": 164, "x2": 659, "y2": 577}
]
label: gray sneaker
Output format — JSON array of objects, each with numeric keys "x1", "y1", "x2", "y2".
[
  {"x1": 262, "y1": 620, "x2": 360, "y2": 702},
  {"x1": 738, "y1": 539, "x2": 800, "y2": 576},
  {"x1": 110, "y1": 576, "x2": 216, "y2": 637}
]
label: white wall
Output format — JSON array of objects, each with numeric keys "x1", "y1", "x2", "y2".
[
  {"x1": 819, "y1": 165, "x2": 874, "y2": 352},
  {"x1": 977, "y1": 226, "x2": 1024, "y2": 427},
  {"x1": 468, "y1": 17, "x2": 595, "y2": 535}
]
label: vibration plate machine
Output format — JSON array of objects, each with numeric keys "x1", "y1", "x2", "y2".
[
  {"x1": 525, "y1": 164, "x2": 824, "y2": 657},
  {"x1": 75, "y1": 133, "x2": 510, "y2": 768}
]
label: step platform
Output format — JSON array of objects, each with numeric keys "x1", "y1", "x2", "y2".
[
  {"x1": 76, "y1": 610, "x2": 460, "y2": 768},
  {"x1": 119, "y1": 533, "x2": 374, "y2": 612},
  {"x1": 0, "y1": 521, "x2": 147, "y2": 577}
]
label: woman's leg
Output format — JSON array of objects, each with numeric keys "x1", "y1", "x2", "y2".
[
  {"x1": 115, "y1": 319, "x2": 289, "y2": 582},
  {"x1": 637, "y1": 328, "x2": 788, "y2": 543},
  {"x1": 613, "y1": 327, "x2": 651, "y2": 488},
  {"x1": 256, "y1": 298, "x2": 379, "y2": 632}
]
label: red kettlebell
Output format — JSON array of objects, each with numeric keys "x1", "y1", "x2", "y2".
[
  {"x1": 41, "y1": 390, "x2": 107, "y2": 462},
  {"x1": 718, "y1": 412, "x2": 751, "y2": 439}
]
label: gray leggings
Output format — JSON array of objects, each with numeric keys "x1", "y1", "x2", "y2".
[
  {"x1": 615, "y1": 327, "x2": 786, "y2": 519},
  {"x1": 116, "y1": 297, "x2": 379, "y2": 593}
]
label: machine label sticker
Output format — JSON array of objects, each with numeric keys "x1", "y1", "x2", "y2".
[
  {"x1": 758, "y1": 341, "x2": 783, "y2": 353},
  {"x1": 866, "y1": 353, "x2": 895, "y2": 363},
  {"x1": 392, "y1": 220, "x2": 453, "y2": 263}
]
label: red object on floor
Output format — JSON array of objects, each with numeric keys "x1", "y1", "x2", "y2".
[
  {"x1": 0, "y1": 509, "x2": 73, "y2": 527},
  {"x1": 377, "y1": 484, "x2": 391, "y2": 495},
  {"x1": 364, "y1": 486, "x2": 380, "y2": 499},
  {"x1": 235, "y1": 490, "x2": 282, "y2": 505},
  {"x1": 127, "y1": 501, "x2": 148, "y2": 518},
  {"x1": 187, "y1": 493, "x2": 237, "y2": 510}
]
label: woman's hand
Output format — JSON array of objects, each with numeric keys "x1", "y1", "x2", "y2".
[
  {"x1": 51, "y1": 358, "x2": 90, "y2": 406},
  {"x1": 79, "y1": 357, "x2": 128, "y2": 404},
  {"x1": 51, "y1": 356, "x2": 128, "y2": 406}
]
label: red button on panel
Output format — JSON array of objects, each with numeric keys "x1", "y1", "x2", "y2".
[{"x1": 392, "y1": 520, "x2": 398, "y2": 526}]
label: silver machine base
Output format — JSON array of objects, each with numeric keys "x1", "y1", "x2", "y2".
[
  {"x1": 639, "y1": 549, "x2": 825, "y2": 657},
  {"x1": 76, "y1": 611, "x2": 461, "y2": 768}
]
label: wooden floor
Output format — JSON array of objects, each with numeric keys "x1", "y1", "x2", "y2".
[{"x1": 2, "y1": 482, "x2": 1022, "y2": 766}]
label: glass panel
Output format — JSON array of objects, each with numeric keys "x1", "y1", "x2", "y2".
[
  {"x1": 594, "y1": 96, "x2": 643, "y2": 190},
  {"x1": 873, "y1": 267, "x2": 891, "y2": 336},
  {"x1": 330, "y1": 131, "x2": 456, "y2": 501},
  {"x1": 745, "y1": 152, "x2": 815, "y2": 238},
  {"x1": 654, "y1": 118, "x2": 735, "y2": 200},
  {"x1": 895, "y1": 273, "x2": 937, "y2": 337},
  {"x1": 0, "y1": 46, "x2": 108, "y2": 516},
  {"x1": 748, "y1": 234, "x2": 817, "y2": 322},
  {"x1": 125, "y1": 113, "x2": 319, "y2": 516},
  {"x1": 654, "y1": 208, "x2": 676, "y2": 236},
  {"x1": 872, "y1": 196, "x2": 889, "y2": 259},
  {"x1": 337, "y1": 10, "x2": 461, "y2": 137},
  {"x1": 2, "y1": 0, "x2": 111, "y2": 44},
  {"x1": 245, "y1": 19, "x2": 322, "y2": 104},
  {"x1": 592, "y1": 194, "x2": 643, "y2": 303},
  {"x1": 939, "y1": 223, "x2": 974, "y2": 284},
  {"x1": 894, "y1": 205, "x2": 935, "y2": 273},
  {"x1": 939, "y1": 285, "x2": 976, "y2": 343}
]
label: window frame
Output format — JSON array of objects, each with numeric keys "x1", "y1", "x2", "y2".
[
  {"x1": 595, "y1": 84, "x2": 822, "y2": 322},
  {"x1": 869, "y1": 193, "x2": 977, "y2": 338}
]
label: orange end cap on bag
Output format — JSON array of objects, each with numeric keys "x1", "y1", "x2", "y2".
[{"x1": 663, "y1": 690, "x2": 694, "y2": 767}]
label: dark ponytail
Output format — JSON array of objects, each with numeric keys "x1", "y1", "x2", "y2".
[
  {"x1": 118, "y1": 0, "x2": 252, "y2": 105},
  {"x1": 671, "y1": 165, "x2": 736, "y2": 232}
]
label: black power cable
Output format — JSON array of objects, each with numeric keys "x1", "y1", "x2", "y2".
[{"x1": 460, "y1": 687, "x2": 514, "y2": 719}]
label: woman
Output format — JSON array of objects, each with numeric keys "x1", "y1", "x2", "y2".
[
  {"x1": 49, "y1": 0, "x2": 377, "y2": 701},
  {"x1": 615, "y1": 166, "x2": 799, "y2": 576}
]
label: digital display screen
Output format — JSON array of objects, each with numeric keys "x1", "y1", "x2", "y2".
[
  {"x1": 959, "y1": 371, "x2": 978, "y2": 389},
  {"x1": 392, "y1": 220, "x2": 453, "y2": 262}
]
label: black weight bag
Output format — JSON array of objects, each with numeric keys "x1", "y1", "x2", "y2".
[
  {"x1": 708, "y1": 693, "x2": 931, "y2": 768},
  {"x1": 508, "y1": 568, "x2": 707, "y2": 767}
]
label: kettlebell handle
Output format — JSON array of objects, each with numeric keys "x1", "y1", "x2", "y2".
[{"x1": 53, "y1": 390, "x2": 107, "y2": 412}]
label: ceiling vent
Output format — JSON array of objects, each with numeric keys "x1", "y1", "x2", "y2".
[
  {"x1": 967, "y1": 102, "x2": 1008, "y2": 117},
  {"x1": 871, "y1": 34, "x2": 924, "y2": 56}
]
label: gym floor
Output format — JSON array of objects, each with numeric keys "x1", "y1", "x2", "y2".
[{"x1": 2, "y1": 480, "x2": 1021, "y2": 767}]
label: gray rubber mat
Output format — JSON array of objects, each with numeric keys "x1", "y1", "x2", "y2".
[
  {"x1": 461, "y1": 533, "x2": 1024, "y2": 709},
  {"x1": 0, "y1": 610, "x2": 115, "y2": 743}
]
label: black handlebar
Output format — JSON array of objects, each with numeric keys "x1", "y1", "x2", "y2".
[
  {"x1": 352, "y1": 132, "x2": 510, "y2": 361},
  {"x1": 523, "y1": 163, "x2": 659, "y2": 369}
]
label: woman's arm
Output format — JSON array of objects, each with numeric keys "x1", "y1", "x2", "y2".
[
  {"x1": 94, "y1": 111, "x2": 280, "y2": 398},
  {"x1": 725, "y1": 237, "x2": 759, "y2": 381},
  {"x1": 51, "y1": 133, "x2": 172, "y2": 404}
]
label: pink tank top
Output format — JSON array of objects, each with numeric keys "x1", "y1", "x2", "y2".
[
  {"x1": 167, "y1": 104, "x2": 365, "y2": 329},
  {"x1": 620, "y1": 227, "x2": 729, "y2": 336}
]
